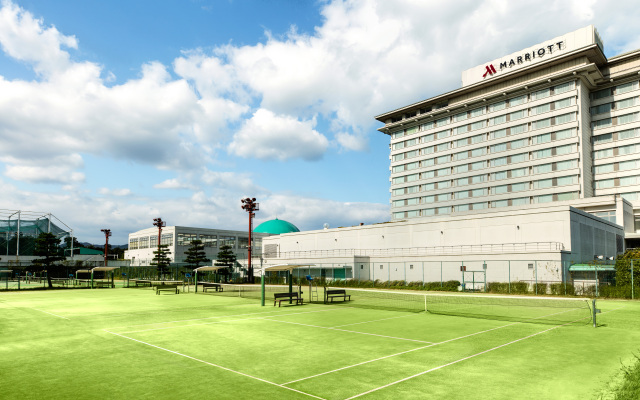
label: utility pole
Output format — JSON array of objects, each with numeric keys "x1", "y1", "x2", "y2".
[
  {"x1": 101, "y1": 229, "x2": 111, "y2": 268},
  {"x1": 153, "y1": 218, "x2": 166, "y2": 252},
  {"x1": 241, "y1": 198, "x2": 259, "y2": 283}
]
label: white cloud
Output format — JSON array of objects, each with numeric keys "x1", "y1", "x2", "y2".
[
  {"x1": 98, "y1": 188, "x2": 132, "y2": 196},
  {"x1": 153, "y1": 179, "x2": 193, "y2": 190},
  {"x1": 228, "y1": 109, "x2": 329, "y2": 161}
]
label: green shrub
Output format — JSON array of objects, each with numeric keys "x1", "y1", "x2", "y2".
[
  {"x1": 488, "y1": 282, "x2": 509, "y2": 294},
  {"x1": 511, "y1": 281, "x2": 529, "y2": 294},
  {"x1": 535, "y1": 283, "x2": 548, "y2": 295}
]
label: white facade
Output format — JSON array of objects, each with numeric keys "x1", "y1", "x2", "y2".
[
  {"x1": 375, "y1": 25, "x2": 640, "y2": 248},
  {"x1": 124, "y1": 226, "x2": 271, "y2": 267}
]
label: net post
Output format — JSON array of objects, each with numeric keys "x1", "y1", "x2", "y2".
[
  {"x1": 422, "y1": 261, "x2": 424, "y2": 286},
  {"x1": 440, "y1": 261, "x2": 442, "y2": 287},
  {"x1": 424, "y1": 294, "x2": 427, "y2": 313},
  {"x1": 632, "y1": 260, "x2": 634, "y2": 300},
  {"x1": 592, "y1": 299, "x2": 597, "y2": 328},
  {"x1": 288, "y1": 270, "x2": 293, "y2": 304}
]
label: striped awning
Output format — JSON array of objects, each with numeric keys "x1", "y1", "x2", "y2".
[{"x1": 568, "y1": 264, "x2": 616, "y2": 272}]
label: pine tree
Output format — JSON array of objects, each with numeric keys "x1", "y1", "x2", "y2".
[
  {"x1": 215, "y1": 245, "x2": 237, "y2": 283},
  {"x1": 32, "y1": 232, "x2": 66, "y2": 288},
  {"x1": 151, "y1": 244, "x2": 172, "y2": 279},
  {"x1": 184, "y1": 240, "x2": 210, "y2": 270}
]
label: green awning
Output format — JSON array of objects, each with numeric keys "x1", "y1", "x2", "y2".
[{"x1": 569, "y1": 264, "x2": 616, "y2": 272}]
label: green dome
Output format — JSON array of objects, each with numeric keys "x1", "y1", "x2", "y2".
[{"x1": 254, "y1": 218, "x2": 300, "y2": 234}]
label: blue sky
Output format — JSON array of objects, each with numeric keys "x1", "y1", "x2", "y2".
[{"x1": 2, "y1": 0, "x2": 640, "y2": 244}]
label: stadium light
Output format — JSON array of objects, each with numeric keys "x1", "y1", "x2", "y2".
[
  {"x1": 241, "y1": 197, "x2": 259, "y2": 283},
  {"x1": 153, "y1": 218, "x2": 166, "y2": 254}
]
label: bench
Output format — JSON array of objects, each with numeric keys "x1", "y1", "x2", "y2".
[
  {"x1": 274, "y1": 292, "x2": 303, "y2": 307},
  {"x1": 325, "y1": 289, "x2": 351, "y2": 303},
  {"x1": 93, "y1": 281, "x2": 113, "y2": 288},
  {"x1": 134, "y1": 280, "x2": 152, "y2": 287},
  {"x1": 202, "y1": 283, "x2": 223, "y2": 292},
  {"x1": 156, "y1": 284, "x2": 179, "y2": 295}
]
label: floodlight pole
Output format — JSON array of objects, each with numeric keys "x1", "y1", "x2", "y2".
[
  {"x1": 241, "y1": 198, "x2": 259, "y2": 283},
  {"x1": 101, "y1": 229, "x2": 111, "y2": 268}
]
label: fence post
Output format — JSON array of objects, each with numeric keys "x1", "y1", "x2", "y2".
[
  {"x1": 387, "y1": 262, "x2": 390, "y2": 283},
  {"x1": 440, "y1": 261, "x2": 443, "y2": 287},
  {"x1": 404, "y1": 262, "x2": 406, "y2": 285},
  {"x1": 508, "y1": 260, "x2": 511, "y2": 294},
  {"x1": 422, "y1": 261, "x2": 425, "y2": 286},
  {"x1": 631, "y1": 260, "x2": 634, "y2": 300},
  {"x1": 534, "y1": 261, "x2": 538, "y2": 295}
]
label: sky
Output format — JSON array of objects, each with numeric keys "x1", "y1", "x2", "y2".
[{"x1": 2, "y1": 0, "x2": 640, "y2": 245}]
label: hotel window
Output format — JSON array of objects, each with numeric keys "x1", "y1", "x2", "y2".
[
  {"x1": 406, "y1": 197, "x2": 420, "y2": 205},
  {"x1": 556, "y1": 159, "x2": 577, "y2": 170},
  {"x1": 391, "y1": 130, "x2": 404, "y2": 139},
  {"x1": 392, "y1": 188, "x2": 404, "y2": 196},
  {"x1": 512, "y1": 197, "x2": 529, "y2": 206},
  {"x1": 595, "y1": 179, "x2": 615, "y2": 189},
  {"x1": 456, "y1": 177, "x2": 469, "y2": 186},
  {"x1": 392, "y1": 165, "x2": 405, "y2": 173},
  {"x1": 554, "y1": 81, "x2": 574, "y2": 94},
  {"x1": 471, "y1": 188, "x2": 488, "y2": 197},
  {"x1": 615, "y1": 81, "x2": 639, "y2": 94},
  {"x1": 407, "y1": 161, "x2": 419, "y2": 170},
  {"x1": 161, "y1": 233, "x2": 173, "y2": 246},
  {"x1": 407, "y1": 210, "x2": 420, "y2": 218},
  {"x1": 470, "y1": 148, "x2": 486, "y2": 157},
  {"x1": 406, "y1": 150, "x2": 419, "y2": 159},
  {"x1": 592, "y1": 118, "x2": 612, "y2": 130},
  {"x1": 533, "y1": 148, "x2": 552, "y2": 159},
  {"x1": 620, "y1": 175, "x2": 640, "y2": 186},
  {"x1": 436, "y1": 168, "x2": 450, "y2": 177},
  {"x1": 614, "y1": 97, "x2": 638, "y2": 110},
  {"x1": 470, "y1": 161, "x2": 485, "y2": 170},
  {"x1": 621, "y1": 192, "x2": 639, "y2": 201},
  {"x1": 534, "y1": 194, "x2": 553, "y2": 203},
  {"x1": 489, "y1": 101, "x2": 506, "y2": 112},
  {"x1": 534, "y1": 133, "x2": 551, "y2": 144},
  {"x1": 591, "y1": 87, "x2": 612, "y2": 100},
  {"x1": 593, "y1": 211, "x2": 616, "y2": 223},
  {"x1": 455, "y1": 204, "x2": 470, "y2": 212},
  {"x1": 393, "y1": 153, "x2": 405, "y2": 162},
  {"x1": 489, "y1": 115, "x2": 506, "y2": 126},
  {"x1": 619, "y1": 160, "x2": 639, "y2": 171},
  {"x1": 437, "y1": 206, "x2": 451, "y2": 215},
  {"x1": 531, "y1": 103, "x2": 551, "y2": 115},
  {"x1": 472, "y1": 202, "x2": 488, "y2": 210},
  {"x1": 493, "y1": 199, "x2": 509, "y2": 208},
  {"x1": 437, "y1": 180, "x2": 451, "y2": 189},
  {"x1": 436, "y1": 117, "x2": 449, "y2": 127},
  {"x1": 509, "y1": 141, "x2": 527, "y2": 153},
  {"x1": 455, "y1": 125, "x2": 468, "y2": 135},
  {"x1": 557, "y1": 192, "x2": 579, "y2": 201},
  {"x1": 454, "y1": 151, "x2": 468, "y2": 161},
  {"x1": 490, "y1": 143, "x2": 507, "y2": 153},
  {"x1": 407, "y1": 173, "x2": 419, "y2": 182},
  {"x1": 554, "y1": 97, "x2": 573, "y2": 110},
  {"x1": 557, "y1": 176, "x2": 577, "y2": 186},
  {"x1": 617, "y1": 112, "x2": 639, "y2": 125},
  {"x1": 407, "y1": 185, "x2": 420, "y2": 193},
  {"x1": 492, "y1": 171, "x2": 507, "y2": 181},
  {"x1": 422, "y1": 170, "x2": 435, "y2": 179},
  {"x1": 470, "y1": 107, "x2": 484, "y2": 118},
  {"x1": 455, "y1": 190, "x2": 469, "y2": 199},
  {"x1": 423, "y1": 183, "x2": 435, "y2": 191},
  {"x1": 436, "y1": 130, "x2": 449, "y2": 139},
  {"x1": 619, "y1": 128, "x2": 640, "y2": 140},
  {"x1": 509, "y1": 110, "x2": 526, "y2": 121},
  {"x1": 511, "y1": 182, "x2": 527, "y2": 192},
  {"x1": 555, "y1": 113, "x2": 575, "y2": 125},
  {"x1": 471, "y1": 134, "x2": 485, "y2": 144},
  {"x1": 454, "y1": 112, "x2": 467, "y2": 122},
  {"x1": 436, "y1": 143, "x2": 449, "y2": 152},
  {"x1": 531, "y1": 88, "x2": 550, "y2": 100},
  {"x1": 493, "y1": 185, "x2": 508, "y2": 194},
  {"x1": 555, "y1": 144, "x2": 576, "y2": 155},
  {"x1": 490, "y1": 129, "x2": 507, "y2": 139},
  {"x1": 422, "y1": 208, "x2": 436, "y2": 216},
  {"x1": 470, "y1": 174, "x2": 486, "y2": 184},
  {"x1": 406, "y1": 126, "x2": 418, "y2": 135},
  {"x1": 470, "y1": 121, "x2": 485, "y2": 131},
  {"x1": 422, "y1": 134, "x2": 435, "y2": 143},
  {"x1": 423, "y1": 195, "x2": 435, "y2": 203},
  {"x1": 434, "y1": 156, "x2": 448, "y2": 165},
  {"x1": 422, "y1": 158, "x2": 435, "y2": 167},
  {"x1": 594, "y1": 164, "x2": 614, "y2": 174},
  {"x1": 491, "y1": 157, "x2": 507, "y2": 167},
  {"x1": 591, "y1": 103, "x2": 612, "y2": 115},
  {"x1": 421, "y1": 121, "x2": 434, "y2": 131},
  {"x1": 594, "y1": 148, "x2": 613, "y2": 159},
  {"x1": 393, "y1": 212, "x2": 404, "y2": 219},
  {"x1": 555, "y1": 128, "x2": 575, "y2": 140},
  {"x1": 532, "y1": 118, "x2": 551, "y2": 130},
  {"x1": 129, "y1": 238, "x2": 139, "y2": 250},
  {"x1": 456, "y1": 138, "x2": 468, "y2": 148},
  {"x1": 406, "y1": 138, "x2": 418, "y2": 147},
  {"x1": 436, "y1": 193, "x2": 449, "y2": 202},
  {"x1": 392, "y1": 176, "x2": 405, "y2": 184},
  {"x1": 510, "y1": 124, "x2": 528, "y2": 135},
  {"x1": 533, "y1": 163, "x2": 553, "y2": 174},
  {"x1": 511, "y1": 167, "x2": 528, "y2": 177},
  {"x1": 509, "y1": 95, "x2": 527, "y2": 106}
]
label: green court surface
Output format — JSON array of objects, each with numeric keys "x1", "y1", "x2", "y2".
[{"x1": 1, "y1": 288, "x2": 639, "y2": 399}]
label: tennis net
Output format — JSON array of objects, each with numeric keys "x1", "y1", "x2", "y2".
[
  {"x1": 322, "y1": 286, "x2": 592, "y2": 325},
  {"x1": 202, "y1": 283, "x2": 301, "y2": 300}
]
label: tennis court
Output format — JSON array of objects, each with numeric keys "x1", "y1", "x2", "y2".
[{"x1": 1, "y1": 287, "x2": 639, "y2": 399}]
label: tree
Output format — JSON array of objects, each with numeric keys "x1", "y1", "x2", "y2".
[
  {"x1": 615, "y1": 248, "x2": 640, "y2": 287},
  {"x1": 184, "y1": 240, "x2": 210, "y2": 271},
  {"x1": 32, "y1": 232, "x2": 66, "y2": 288},
  {"x1": 150, "y1": 244, "x2": 172, "y2": 279},
  {"x1": 215, "y1": 245, "x2": 237, "y2": 283}
]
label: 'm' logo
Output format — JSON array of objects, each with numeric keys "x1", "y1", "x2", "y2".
[{"x1": 483, "y1": 64, "x2": 497, "y2": 78}]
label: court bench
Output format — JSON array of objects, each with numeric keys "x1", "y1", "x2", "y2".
[
  {"x1": 202, "y1": 283, "x2": 223, "y2": 292},
  {"x1": 133, "y1": 280, "x2": 152, "y2": 287},
  {"x1": 93, "y1": 281, "x2": 114, "y2": 288},
  {"x1": 156, "y1": 284, "x2": 179, "y2": 295},
  {"x1": 325, "y1": 289, "x2": 351, "y2": 303},
  {"x1": 274, "y1": 292, "x2": 303, "y2": 307}
]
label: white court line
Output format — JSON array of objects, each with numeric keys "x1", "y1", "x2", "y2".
[
  {"x1": 281, "y1": 306, "x2": 584, "y2": 385},
  {"x1": 263, "y1": 318, "x2": 434, "y2": 344},
  {"x1": 114, "y1": 308, "x2": 348, "y2": 334},
  {"x1": 105, "y1": 330, "x2": 326, "y2": 400},
  {"x1": 32, "y1": 308, "x2": 69, "y2": 320},
  {"x1": 332, "y1": 314, "x2": 415, "y2": 328}
]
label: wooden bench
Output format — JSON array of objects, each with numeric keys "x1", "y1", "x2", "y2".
[
  {"x1": 133, "y1": 280, "x2": 152, "y2": 287},
  {"x1": 325, "y1": 289, "x2": 351, "y2": 303},
  {"x1": 274, "y1": 292, "x2": 303, "y2": 307},
  {"x1": 202, "y1": 283, "x2": 223, "y2": 292},
  {"x1": 93, "y1": 281, "x2": 113, "y2": 288},
  {"x1": 156, "y1": 284, "x2": 179, "y2": 295}
]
